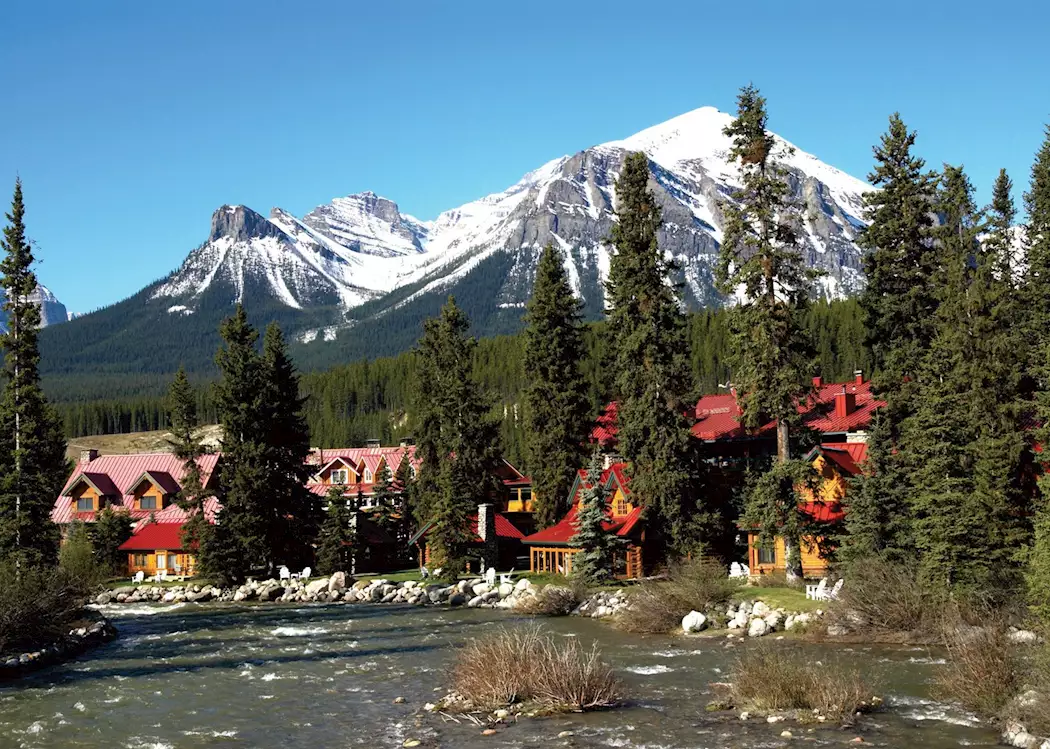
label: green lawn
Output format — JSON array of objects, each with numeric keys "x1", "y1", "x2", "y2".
[
  {"x1": 105, "y1": 576, "x2": 212, "y2": 589},
  {"x1": 737, "y1": 585, "x2": 824, "y2": 612}
]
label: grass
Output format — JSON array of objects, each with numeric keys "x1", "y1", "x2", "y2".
[
  {"x1": 448, "y1": 624, "x2": 624, "y2": 712},
  {"x1": 105, "y1": 576, "x2": 212, "y2": 589},
  {"x1": 66, "y1": 425, "x2": 222, "y2": 462},
  {"x1": 516, "y1": 582, "x2": 585, "y2": 616},
  {"x1": 738, "y1": 586, "x2": 824, "y2": 613},
  {"x1": 727, "y1": 644, "x2": 878, "y2": 722},
  {"x1": 617, "y1": 559, "x2": 742, "y2": 634}
]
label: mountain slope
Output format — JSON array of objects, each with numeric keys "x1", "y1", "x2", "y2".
[
  {"x1": 40, "y1": 106, "x2": 872, "y2": 380},
  {"x1": 0, "y1": 283, "x2": 69, "y2": 331}
]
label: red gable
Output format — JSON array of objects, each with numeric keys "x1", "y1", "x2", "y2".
[
  {"x1": 523, "y1": 462, "x2": 638, "y2": 547},
  {"x1": 53, "y1": 453, "x2": 220, "y2": 524}
]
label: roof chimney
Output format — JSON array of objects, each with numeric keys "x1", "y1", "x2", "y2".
[
  {"x1": 80, "y1": 449, "x2": 99, "y2": 464},
  {"x1": 834, "y1": 387, "x2": 857, "y2": 418},
  {"x1": 854, "y1": 370, "x2": 864, "y2": 386},
  {"x1": 365, "y1": 438, "x2": 381, "y2": 448},
  {"x1": 477, "y1": 503, "x2": 498, "y2": 570},
  {"x1": 812, "y1": 376, "x2": 823, "y2": 387},
  {"x1": 399, "y1": 436, "x2": 414, "y2": 447}
]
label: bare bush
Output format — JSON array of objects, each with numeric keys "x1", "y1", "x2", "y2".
[
  {"x1": 618, "y1": 559, "x2": 740, "y2": 634},
  {"x1": 937, "y1": 621, "x2": 1021, "y2": 718},
  {"x1": 729, "y1": 645, "x2": 875, "y2": 721},
  {"x1": 830, "y1": 558, "x2": 944, "y2": 635},
  {"x1": 450, "y1": 624, "x2": 624, "y2": 712},
  {"x1": 0, "y1": 563, "x2": 91, "y2": 655},
  {"x1": 516, "y1": 583, "x2": 585, "y2": 617}
]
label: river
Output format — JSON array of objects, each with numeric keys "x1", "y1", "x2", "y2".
[{"x1": 0, "y1": 602, "x2": 1003, "y2": 748}]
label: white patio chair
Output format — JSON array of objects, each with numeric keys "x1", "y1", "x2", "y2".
[
  {"x1": 499, "y1": 568, "x2": 515, "y2": 586},
  {"x1": 729, "y1": 561, "x2": 745, "y2": 578},
  {"x1": 485, "y1": 567, "x2": 496, "y2": 587},
  {"x1": 132, "y1": 570, "x2": 145, "y2": 584},
  {"x1": 300, "y1": 567, "x2": 311, "y2": 581},
  {"x1": 827, "y1": 578, "x2": 844, "y2": 600},
  {"x1": 419, "y1": 565, "x2": 429, "y2": 579},
  {"x1": 433, "y1": 567, "x2": 443, "y2": 578},
  {"x1": 155, "y1": 570, "x2": 168, "y2": 583},
  {"x1": 279, "y1": 566, "x2": 291, "y2": 583},
  {"x1": 806, "y1": 577, "x2": 828, "y2": 600}
]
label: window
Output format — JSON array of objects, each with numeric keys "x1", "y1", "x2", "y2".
[
  {"x1": 139, "y1": 496, "x2": 157, "y2": 510},
  {"x1": 612, "y1": 493, "x2": 628, "y2": 517},
  {"x1": 409, "y1": 466, "x2": 417, "y2": 479},
  {"x1": 364, "y1": 469, "x2": 372, "y2": 482},
  {"x1": 156, "y1": 552, "x2": 167, "y2": 569},
  {"x1": 133, "y1": 554, "x2": 147, "y2": 567},
  {"x1": 168, "y1": 554, "x2": 178, "y2": 570},
  {"x1": 331, "y1": 469, "x2": 349, "y2": 485},
  {"x1": 757, "y1": 545, "x2": 776, "y2": 565},
  {"x1": 76, "y1": 496, "x2": 94, "y2": 512}
]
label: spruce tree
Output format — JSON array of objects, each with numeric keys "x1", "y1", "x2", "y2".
[
  {"x1": 390, "y1": 456, "x2": 414, "y2": 556},
  {"x1": 413, "y1": 297, "x2": 501, "y2": 577},
  {"x1": 167, "y1": 366, "x2": 211, "y2": 554},
  {"x1": 260, "y1": 323, "x2": 318, "y2": 571},
  {"x1": 203, "y1": 305, "x2": 267, "y2": 584},
  {"x1": 987, "y1": 169, "x2": 1017, "y2": 289},
  {"x1": 369, "y1": 463, "x2": 398, "y2": 536},
  {"x1": 316, "y1": 485, "x2": 355, "y2": 575},
  {"x1": 716, "y1": 85, "x2": 818, "y2": 580},
  {"x1": 1023, "y1": 125, "x2": 1050, "y2": 339},
  {"x1": 569, "y1": 451, "x2": 622, "y2": 583},
  {"x1": 606, "y1": 152, "x2": 714, "y2": 557},
  {"x1": 91, "y1": 507, "x2": 133, "y2": 576},
  {"x1": 841, "y1": 115, "x2": 937, "y2": 566},
  {"x1": 0, "y1": 178, "x2": 66, "y2": 567},
  {"x1": 524, "y1": 243, "x2": 590, "y2": 528}
]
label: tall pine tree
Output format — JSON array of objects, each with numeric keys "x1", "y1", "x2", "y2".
[
  {"x1": 0, "y1": 179, "x2": 67, "y2": 567},
  {"x1": 524, "y1": 243, "x2": 590, "y2": 528},
  {"x1": 260, "y1": 323, "x2": 319, "y2": 571},
  {"x1": 413, "y1": 297, "x2": 502, "y2": 577},
  {"x1": 840, "y1": 115, "x2": 938, "y2": 566},
  {"x1": 716, "y1": 85, "x2": 818, "y2": 580},
  {"x1": 167, "y1": 366, "x2": 211, "y2": 555},
  {"x1": 606, "y1": 152, "x2": 714, "y2": 557},
  {"x1": 1023, "y1": 125, "x2": 1050, "y2": 341}
]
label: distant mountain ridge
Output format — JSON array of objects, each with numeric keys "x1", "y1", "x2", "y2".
[
  {"x1": 0, "y1": 284, "x2": 69, "y2": 331},
  {"x1": 40, "y1": 106, "x2": 872, "y2": 379}
]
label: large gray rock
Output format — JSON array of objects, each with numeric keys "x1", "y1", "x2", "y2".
[
  {"x1": 328, "y1": 571, "x2": 347, "y2": 593},
  {"x1": 305, "y1": 577, "x2": 331, "y2": 596},
  {"x1": 748, "y1": 618, "x2": 771, "y2": 638},
  {"x1": 682, "y1": 611, "x2": 707, "y2": 633}
]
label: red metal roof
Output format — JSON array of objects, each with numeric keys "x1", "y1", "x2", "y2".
[
  {"x1": 523, "y1": 463, "x2": 638, "y2": 546},
  {"x1": 411, "y1": 512, "x2": 525, "y2": 545},
  {"x1": 119, "y1": 522, "x2": 188, "y2": 551},
  {"x1": 800, "y1": 501, "x2": 846, "y2": 523},
  {"x1": 53, "y1": 453, "x2": 220, "y2": 524},
  {"x1": 136, "y1": 470, "x2": 182, "y2": 495},
  {"x1": 590, "y1": 402, "x2": 619, "y2": 447},
  {"x1": 811, "y1": 442, "x2": 869, "y2": 476}
]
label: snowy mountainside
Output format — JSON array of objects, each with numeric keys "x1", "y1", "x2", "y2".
[{"x1": 0, "y1": 283, "x2": 69, "y2": 330}]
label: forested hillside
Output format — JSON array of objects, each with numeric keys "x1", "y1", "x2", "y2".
[{"x1": 51, "y1": 299, "x2": 870, "y2": 470}]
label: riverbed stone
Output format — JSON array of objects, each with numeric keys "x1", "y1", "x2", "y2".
[
  {"x1": 826, "y1": 623, "x2": 848, "y2": 637},
  {"x1": 328, "y1": 571, "x2": 347, "y2": 592},
  {"x1": 515, "y1": 578, "x2": 532, "y2": 591},
  {"x1": 305, "y1": 578, "x2": 331, "y2": 596},
  {"x1": 498, "y1": 583, "x2": 514, "y2": 598},
  {"x1": 1008, "y1": 628, "x2": 1041, "y2": 645},
  {"x1": 448, "y1": 592, "x2": 467, "y2": 606},
  {"x1": 472, "y1": 582, "x2": 491, "y2": 596},
  {"x1": 682, "y1": 611, "x2": 707, "y2": 633},
  {"x1": 748, "y1": 618, "x2": 771, "y2": 638},
  {"x1": 381, "y1": 592, "x2": 398, "y2": 603}
]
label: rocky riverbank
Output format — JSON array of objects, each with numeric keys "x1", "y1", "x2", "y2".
[{"x1": 0, "y1": 609, "x2": 117, "y2": 679}]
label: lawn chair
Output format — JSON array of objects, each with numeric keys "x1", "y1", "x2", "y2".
[
  {"x1": 485, "y1": 567, "x2": 496, "y2": 587},
  {"x1": 174, "y1": 562, "x2": 185, "y2": 581},
  {"x1": 827, "y1": 578, "x2": 844, "y2": 600},
  {"x1": 131, "y1": 570, "x2": 145, "y2": 584},
  {"x1": 419, "y1": 566, "x2": 429, "y2": 579},
  {"x1": 806, "y1": 578, "x2": 828, "y2": 600},
  {"x1": 499, "y1": 568, "x2": 515, "y2": 586},
  {"x1": 279, "y1": 566, "x2": 291, "y2": 583},
  {"x1": 154, "y1": 569, "x2": 168, "y2": 583},
  {"x1": 729, "y1": 562, "x2": 746, "y2": 578}
]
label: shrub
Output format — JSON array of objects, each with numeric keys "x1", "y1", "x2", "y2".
[
  {"x1": 0, "y1": 563, "x2": 90, "y2": 655},
  {"x1": 59, "y1": 522, "x2": 105, "y2": 590},
  {"x1": 516, "y1": 583, "x2": 585, "y2": 617},
  {"x1": 618, "y1": 559, "x2": 740, "y2": 634},
  {"x1": 936, "y1": 620, "x2": 1021, "y2": 719},
  {"x1": 450, "y1": 624, "x2": 624, "y2": 711},
  {"x1": 729, "y1": 645, "x2": 875, "y2": 721},
  {"x1": 830, "y1": 557, "x2": 944, "y2": 635}
]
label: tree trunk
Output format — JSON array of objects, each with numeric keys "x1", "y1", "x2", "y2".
[{"x1": 776, "y1": 421, "x2": 802, "y2": 582}]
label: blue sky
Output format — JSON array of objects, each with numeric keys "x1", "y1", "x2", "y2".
[{"x1": 1, "y1": 0, "x2": 1046, "y2": 314}]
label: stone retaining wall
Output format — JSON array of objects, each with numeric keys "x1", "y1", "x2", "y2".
[{"x1": 0, "y1": 611, "x2": 117, "y2": 679}]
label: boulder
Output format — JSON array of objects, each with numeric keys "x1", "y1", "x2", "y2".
[
  {"x1": 305, "y1": 577, "x2": 331, "y2": 596},
  {"x1": 682, "y1": 611, "x2": 707, "y2": 633},
  {"x1": 448, "y1": 592, "x2": 467, "y2": 606},
  {"x1": 467, "y1": 595, "x2": 483, "y2": 608},
  {"x1": 369, "y1": 586, "x2": 386, "y2": 602},
  {"x1": 353, "y1": 579, "x2": 372, "y2": 590},
  {"x1": 481, "y1": 590, "x2": 500, "y2": 603},
  {"x1": 328, "y1": 572, "x2": 347, "y2": 593},
  {"x1": 1002, "y1": 720, "x2": 1041, "y2": 749},
  {"x1": 472, "y1": 582, "x2": 491, "y2": 597},
  {"x1": 233, "y1": 589, "x2": 249, "y2": 602},
  {"x1": 751, "y1": 601, "x2": 771, "y2": 618},
  {"x1": 497, "y1": 583, "x2": 514, "y2": 599},
  {"x1": 764, "y1": 612, "x2": 783, "y2": 631},
  {"x1": 826, "y1": 623, "x2": 849, "y2": 637},
  {"x1": 381, "y1": 592, "x2": 398, "y2": 603},
  {"x1": 96, "y1": 591, "x2": 113, "y2": 605},
  {"x1": 1008, "y1": 628, "x2": 1042, "y2": 645},
  {"x1": 748, "y1": 618, "x2": 771, "y2": 638},
  {"x1": 515, "y1": 578, "x2": 532, "y2": 591}
]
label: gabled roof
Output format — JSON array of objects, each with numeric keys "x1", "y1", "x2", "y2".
[
  {"x1": 804, "y1": 442, "x2": 869, "y2": 477},
  {"x1": 131, "y1": 470, "x2": 182, "y2": 496},
  {"x1": 313, "y1": 456, "x2": 358, "y2": 477},
  {"x1": 53, "y1": 452, "x2": 220, "y2": 524},
  {"x1": 119, "y1": 522, "x2": 188, "y2": 551},
  {"x1": 64, "y1": 471, "x2": 121, "y2": 498},
  {"x1": 360, "y1": 454, "x2": 384, "y2": 477},
  {"x1": 408, "y1": 512, "x2": 525, "y2": 546},
  {"x1": 591, "y1": 402, "x2": 619, "y2": 447},
  {"x1": 523, "y1": 462, "x2": 637, "y2": 547}
]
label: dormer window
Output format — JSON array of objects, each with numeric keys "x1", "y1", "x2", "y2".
[
  {"x1": 76, "y1": 496, "x2": 94, "y2": 512},
  {"x1": 409, "y1": 466, "x2": 417, "y2": 479},
  {"x1": 139, "y1": 496, "x2": 157, "y2": 510},
  {"x1": 364, "y1": 469, "x2": 372, "y2": 482},
  {"x1": 331, "y1": 469, "x2": 349, "y2": 485}
]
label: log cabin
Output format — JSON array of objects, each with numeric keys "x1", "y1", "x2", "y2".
[{"x1": 521, "y1": 462, "x2": 646, "y2": 579}]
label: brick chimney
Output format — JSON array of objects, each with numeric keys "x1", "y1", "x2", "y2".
[
  {"x1": 477, "y1": 503, "x2": 498, "y2": 570},
  {"x1": 854, "y1": 369, "x2": 864, "y2": 385},
  {"x1": 834, "y1": 387, "x2": 857, "y2": 418},
  {"x1": 812, "y1": 376, "x2": 823, "y2": 387},
  {"x1": 80, "y1": 449, "x2": 99, "y2": 464}
]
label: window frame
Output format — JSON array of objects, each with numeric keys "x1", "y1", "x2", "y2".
[
  {"x1": 757, "y1": 545, "x2": 776, "y2": 565},
  {"x1": 330, "y1": 468, "x2": 349, "y2": 485},
  {"x1": 139, "y1": 495, "x2": 157, "y2": 511},
  {"x1": 76, "y1": 496, "x2": 94, "y2": 512}
]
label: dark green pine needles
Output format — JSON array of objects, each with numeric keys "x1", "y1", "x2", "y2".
[
  {"x1": 0, "y1": 179, "x2": 67, "y2": 567},
  {"x1": 524, "y1": 243, "x2": 590, "y2": 528}
]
